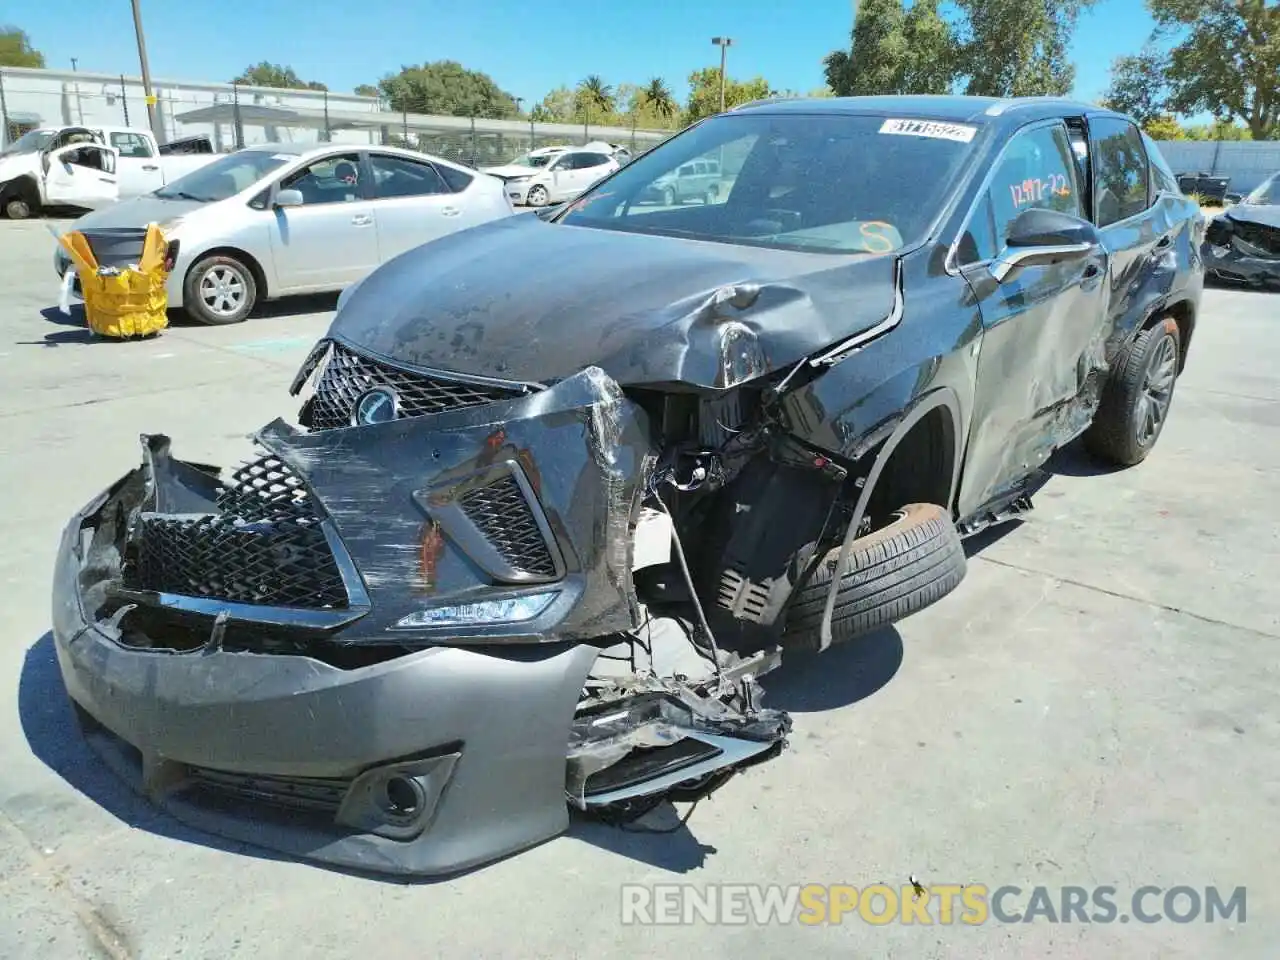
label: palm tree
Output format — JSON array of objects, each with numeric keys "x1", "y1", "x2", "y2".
[
  {"x1": 641, "y1": 77, "x2": 678, "y2": 124},
  {"x1": 576, "y1": 75, "x2": 615, "y2": 129}
]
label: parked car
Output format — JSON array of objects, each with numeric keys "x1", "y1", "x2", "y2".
[
  {"x1": 53, "y1": 142, "x2": 514, "y2": 324},
  {"x1": 1176, "y1": 170, "x2": 1231, "y2": 203},
  {"x1": 485, "y1": 147, "x2": 620, "y2": 206},
  {"x1": 644, "y1": 156, "x2": 724, "y2": 205},
  {"x1": 52, "y1": 95, "x2": 1202, "y2": 878},
  {"x1": 0, "y1": 124, "x2": 216, "y2": 219},
  {"x1": 1203, "y1": 170, "x2": 1280, "y2": 287}
]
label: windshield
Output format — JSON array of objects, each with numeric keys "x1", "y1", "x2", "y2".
[
  {"x1": 154, "y1": 150, "x2": 294, "y2": 202},
  {"x1": 1, "y1": 129, "x2": 55, "y2": 156},
  {"x1": 1244, "y1": 174, "x2": 1279, "y2": 206},
  {"x1": 557, "y1": 113, "x2": 982, "y2": 254},
  {"x1": 509, "y1": 151, "x2": 556, "y2": 169}
]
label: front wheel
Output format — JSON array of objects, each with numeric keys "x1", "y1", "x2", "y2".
[
  {"x1": 784, "y1": 503, "x2": 966, "y2": 650},
  {"x1": 526, "y1": 184, "x2": 550, "y2": 207},
  {"x1": 4, "y1": 195, "x2": 35, "y2": 220},
  {"x1": 1085, "y1": 319, "x2": 1181, "y2": 466},
  {"x1": 183, "y1": 254, "x2": 257, "y2": 325},
  {"x1": 661, "y1": 186, "x2": 676, "y2": 206}
]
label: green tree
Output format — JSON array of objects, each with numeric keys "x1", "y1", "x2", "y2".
[
  {"x1": 379, "y1": 61, "x2": 519, "y2": 118},
  {"x1": 1142, "y1": 115, "x2": 1186, "y2": 140},
  {"x1": 0, "y1": 25, "x2": 45, "y2": 67},
  {"x1": 233, "y1": 61, "x2": 327, "y2": 90},
  {"x1": 641, "y1": 77, "x2": 679, "y2": 121},
  {"x1": 1149, "y1": 0, "x2": 1280, "y2": 140},
  {"x1": 824, "y1": 0, "x2": 958, "y2": 95},
  {"x1": 957, "y1": 0, "x2": 1097, "y2": 96},
  {"x1": 684, "y1": 68, "x2": 770, "y2": 123},
  {"x1": 1101, "y1": 47, "x2": 1170, "y2": 124},
  {"x1": 354, "y1": 84, "x2": 379, "y2": 98},
  {"x1": 576, "y1": 75, "x2": 616, "y2": 124},
  {"x1": 530, "y1": 86, "x2": 577, "y2": 122}
]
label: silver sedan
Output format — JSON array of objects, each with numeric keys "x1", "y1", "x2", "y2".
[{"x1": 54, "y1": 143, "x2": 514, "y2": 324}]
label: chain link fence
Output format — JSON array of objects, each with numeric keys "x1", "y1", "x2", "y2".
[{"x1": 0, "y1": 66, "x2": 672, "y2": 168}]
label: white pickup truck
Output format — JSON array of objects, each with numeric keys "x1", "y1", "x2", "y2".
[{"x1": 0, "y1": 125, "x2": 218, "y2": 219}]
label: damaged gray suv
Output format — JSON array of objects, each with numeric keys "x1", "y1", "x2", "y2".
[{"x1": 52, "y1": 95, "x2": 1203, "y2": 877}]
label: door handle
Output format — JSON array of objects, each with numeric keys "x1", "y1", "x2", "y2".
[
  {"x1": 441, "y1": 207, "x2": 460, "y2": 217},
  {"x1": 351, "y1": 214, "x2": 373, "y2": 226},
  {"x1": 142, "y1": 164, "x2": 159, "y2": 171}
]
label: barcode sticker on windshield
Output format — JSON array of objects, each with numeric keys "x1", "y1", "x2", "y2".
[{"x1": 879, "y1": 118, "x2": 977, "y2": 143}]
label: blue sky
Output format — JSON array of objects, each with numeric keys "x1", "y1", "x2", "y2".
[{"x1": 13, "y1": 0, "x2": 1156, "y2": 106}]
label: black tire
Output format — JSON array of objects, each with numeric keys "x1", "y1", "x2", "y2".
[
  {"x1": 183, "y1": 254, "x2": 257, "y2": 325},
  {"x1": 785, "y1": 503, "x2": 966, "y2": 649},
  {"x1": 704, "y1": 185, "x2": 718, "y2": 204},
  {"x1": 1084, "y1": 319, "x2": 1181, "y2": 466},
  {"x1": 662, "y1": 186, "x2": 676, "y2": 206},
  {"x1": 4, "y1": 194, "x2": 35, "y2": 220},
  {"x1": 526, "y1": 184, "x2": 550, "y2": 207}
]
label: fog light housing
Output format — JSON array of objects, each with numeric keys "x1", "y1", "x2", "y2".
[{"x1": 394, "y1": 590, "x2": 559, "y2": 629}]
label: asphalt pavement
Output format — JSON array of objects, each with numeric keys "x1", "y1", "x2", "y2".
[{"x1": 0, "y1": 218, "x2": 1276, "y2": 958}]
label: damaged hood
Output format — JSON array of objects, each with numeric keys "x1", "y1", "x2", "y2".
[
  {"x1": 329, "y1": 214, "x2": 899, "y2": 390},
  {"x1": 68, "y1": 194, "x2": 207, "y2": 231},
  {"x1": 1223, "y1": 204, "x2": 1280, "y2": 230}
]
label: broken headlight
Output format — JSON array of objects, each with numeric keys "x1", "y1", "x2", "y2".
[{"x1": 393, "y1": 590, "x2": 559, "y2": 629}]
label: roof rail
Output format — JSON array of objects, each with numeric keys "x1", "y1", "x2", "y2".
[{"x1": 732, "y1": 96, "x2": 807, "y2": 111}]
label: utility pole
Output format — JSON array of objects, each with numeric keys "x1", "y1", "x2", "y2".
[
  {"x1": 130, "y1": 0, "x2": 160, "y2": 138},
  {"x1": 711, "y1": 37, "x2": 734, "y2": 113},
  {"x1": 70, "y1": 58, "x2": 85, "y2": 124}
]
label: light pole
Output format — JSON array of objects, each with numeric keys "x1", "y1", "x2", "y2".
[
  {"x1": 70, "y1": 58, "x2": 84, "y2": 124},
  {"x1": 130, "y1": 0, "x2": 160, "y2": 139},
  {"x1": 711, "y1": 36, "x2": 734, "y2": 113}
]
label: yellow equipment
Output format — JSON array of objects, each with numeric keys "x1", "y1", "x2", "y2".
[{"x1": 59, "y1": 223, "x2": 171, "y2": 339}]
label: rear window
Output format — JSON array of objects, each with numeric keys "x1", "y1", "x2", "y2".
[
  {"x1": 110, "y1": 132, "x2": 154, "y2": 158},
  {"x1": 437, "y1": 164, "x2": 474, "y2": 192}
]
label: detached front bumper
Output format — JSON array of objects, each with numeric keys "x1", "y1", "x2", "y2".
[
  {"x1": 52, "y1": 479, "x2": 600, "y2": 876},
  {"x1": 50, "y1": 366, "x2": 654, "y2": 876}
]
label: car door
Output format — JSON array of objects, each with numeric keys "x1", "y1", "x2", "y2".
[
  {"x1": 674, "y1": 162, "x2": 697, "y2": 201},
  {"x1": 1087, "y1": 115, "x2": 1171, "y2": 351},
  {"x1": 545, "y1": 154, "x2": 575, "y2": 201},
  {"x1": 954, "y1": 119, "x2": 1109, "y2": 519},
  {"x1": 108, "y1": 131, "x2": 164, "y2": 197},
  {"x1": 576, "y1": 153, "x2": 614, "y2": 193},
  {"x1": 366, "y1": 151, "x2": 464, "y2": 262},
  {"x1": 41, "y1": 144, "x2": 119, "y2": 210},
  {"x1": 267, "y1": 151, "x2": 379, "y2": 290}
]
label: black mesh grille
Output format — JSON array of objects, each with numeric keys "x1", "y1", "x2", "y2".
[
  {"x1": 305, "y1": 342, "x2": 525, "y2": 430},
  {"x1": 126, "y1": 454, "x2": 349, "y2": 609},
  {"x1": 187, "y1": 767, "x2": 351, "y2": 814},
  {"x1": 459, "y1": 476, "x2": 557, "y2": 578}
]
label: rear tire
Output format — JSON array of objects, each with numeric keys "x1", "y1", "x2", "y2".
[
  {"x1": 1084, "y1": 319, "x2": 1181, "y2": 466},
  {"x1": 183, "y1": 254, "x2": 257, "y2": 325},
  {"x1": 784, "y1": 503, "x2": 966, "y2": 649}
]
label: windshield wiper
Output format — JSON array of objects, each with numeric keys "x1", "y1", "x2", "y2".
[{"x1": 157, "y1": 190, "x2": 209, "y2": 202}]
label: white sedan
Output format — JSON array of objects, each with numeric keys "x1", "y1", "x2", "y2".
[
  {"x1": 483, "y1": 147, "x2": 620, "y2": 207},
  {"x1": 54, "y1": 143, "x2": 514, "y2": 324}
]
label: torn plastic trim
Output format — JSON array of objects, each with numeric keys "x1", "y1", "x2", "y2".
[{"x1": 810, "y1": 259, "x2": 905, "y2": 367}]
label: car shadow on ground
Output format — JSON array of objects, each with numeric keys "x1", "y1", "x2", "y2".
[{"x1": 1045, "y1": 436, "x2": 1126, "y2": 478}]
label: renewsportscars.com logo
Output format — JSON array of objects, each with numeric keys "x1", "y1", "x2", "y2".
[{"x1": 620, "y1": 883, "x2": 1247, "y2": 926}]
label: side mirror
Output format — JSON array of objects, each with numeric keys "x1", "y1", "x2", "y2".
[
  {"x1": 990, "y1": 207, "x2": 1100, "y2": 283},
  {"x1": 275, "y1": 188, "x2": 304, "y2": 208}
]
